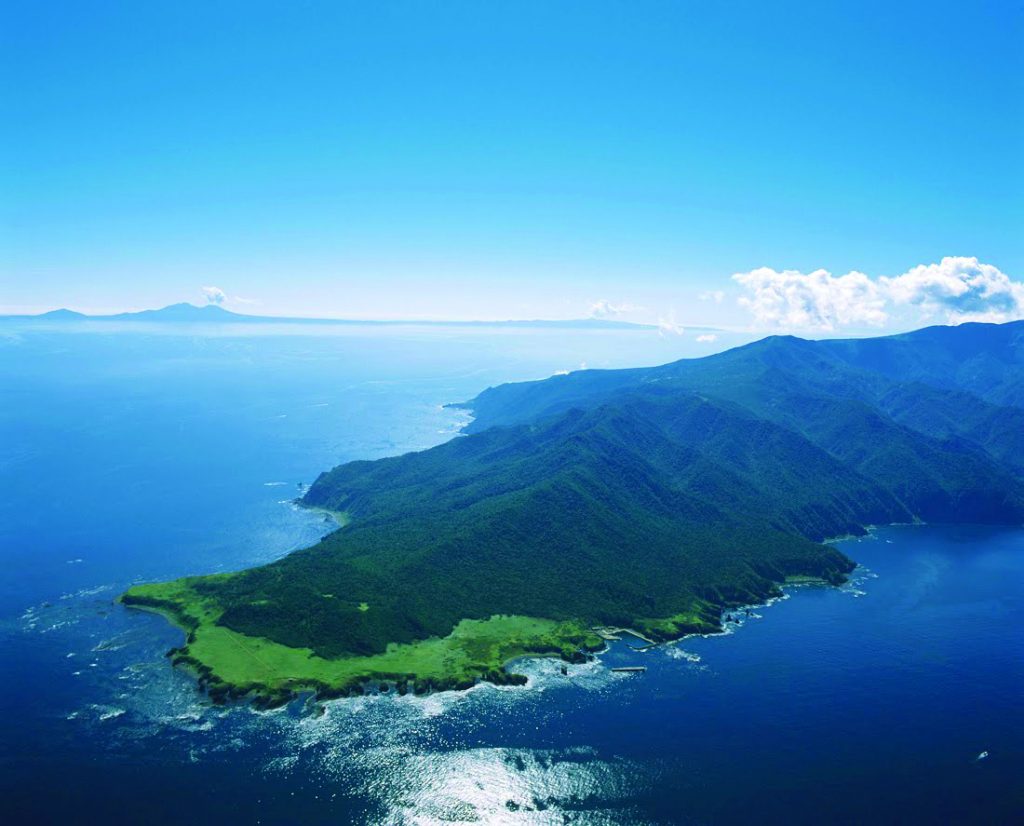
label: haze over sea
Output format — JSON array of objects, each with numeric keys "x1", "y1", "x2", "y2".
[{"x1": 2, "y1": 323, "x2": 1021, "y2": 824}]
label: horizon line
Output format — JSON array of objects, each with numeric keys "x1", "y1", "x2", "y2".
[{"x1": 1, "y1": 302, "x2": 703, "y2": 330}]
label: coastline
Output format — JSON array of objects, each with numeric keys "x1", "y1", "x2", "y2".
[
  {"x1": 295, "y1": 501, "x2": 351, "y2": 529},
  {"x1": 119, "y1": 582, "x2": 608, "y2": 708},
  {"x1": 117, "y1": 399, "x2": 865, "y2": 709},
  {"x1": 118, "y1": 519, "x2": 1023, "y2": 710},
  {"x1": 118, "y1": 558, "x2": 848, "y2": 709}
]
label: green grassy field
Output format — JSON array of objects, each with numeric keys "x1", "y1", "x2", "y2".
[
  {"x1": 632, "y1": 607, "x2": 721, "y2": 640},
  {"x1": 120, "y1": 577, "x2": 606, "y2": 706}
]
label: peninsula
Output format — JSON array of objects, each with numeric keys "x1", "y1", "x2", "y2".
[{"x1": 122, "y1": 320, "x2": 1024, "y2": 706}]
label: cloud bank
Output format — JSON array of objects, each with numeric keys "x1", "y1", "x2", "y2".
[
  {"x1": 733, "y1": 257, "x2": 1022, "y2": 330},
  {"x1": 883, "y1": 258, "x2": 1024, "y2": 323},
  {"x1": 733, "y1": 267, "x2": 886, "y2": 330}
]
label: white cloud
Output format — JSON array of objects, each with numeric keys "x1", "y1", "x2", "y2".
[
  {"x1": 201, "y1": 286, "x2": 227, "y2": 305},
  {"x1": 881, "y1": 257, "x2": 1024, "y2": 323},
  {"x1": 732, "y1": 257, "x2": 1022, "y2": 330},
  {"x1": 733, "y1": 267, "x2": 887, "y2": 331},
  {"x1": 699, "y1": 290, "x2": 725, "y2": 304},
  {"x1": 696, "y1": 333, "x2": 717, "y2": 343},
  {"x1": 588, "y1": 299, "x2": 640, "y2": 318}
]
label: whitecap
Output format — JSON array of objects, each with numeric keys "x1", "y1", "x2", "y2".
[
  {"x1": 60, "y1": 583, "x2": 114, "y2": 600},
  {"x1": 665, "y1": 647, "x2": 701, "y2": 663},
  {"x1": 41, "y1": 620, "x2": 76, "y2": 633},
  {"x1": 93, "y1": 631, "x2": 131, "y2": 652},
  {"x1": 89, "y1": 704, "x2": 126, "y2": 721}
]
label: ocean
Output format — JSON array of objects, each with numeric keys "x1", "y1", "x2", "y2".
[{"x1": 1, "y1": 323, "x2": 1021, "y2": 824}]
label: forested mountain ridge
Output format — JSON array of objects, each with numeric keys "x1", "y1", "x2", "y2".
[
  {"x1": 461, "y1": 322, "x2": 1024, "y2": 470},
  {"x1": 122, "y1": 321, "x2": 1024, "y2": 703},
  {"x1": 819, "y1": 320, "x2": 1024, "y2": 408}
]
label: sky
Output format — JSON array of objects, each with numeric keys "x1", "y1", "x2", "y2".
[{"x1": 2, "y1": 1, "x2": 1022, "y2": 332}]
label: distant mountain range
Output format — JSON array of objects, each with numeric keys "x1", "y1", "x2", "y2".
[
  {"x1": 123, "y1": 319, "x2": 1024, "y2": 703},
  {"x1": 2, "y1": 302, "x2": 667, "y2": 330}
]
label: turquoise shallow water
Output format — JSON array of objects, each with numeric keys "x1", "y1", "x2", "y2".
[{"x1": 1, "y1": 324, "x2": 1021, "y2": 824}]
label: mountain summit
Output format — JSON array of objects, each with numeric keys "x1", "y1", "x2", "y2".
[{"x1": 114, "y1": 303, "x2": 239, "y2": 321}]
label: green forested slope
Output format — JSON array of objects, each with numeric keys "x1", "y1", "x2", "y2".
[
  {"x1": 206, "y1": 394, "x2": 881, "y2": 659},
  {"x1": 123, "y1": 321, "x2": 1024, "y2": 701}
]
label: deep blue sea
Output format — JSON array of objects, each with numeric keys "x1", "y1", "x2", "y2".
[{"x1": 1, "y1": 322, "x2": 1021, "y2": 825}]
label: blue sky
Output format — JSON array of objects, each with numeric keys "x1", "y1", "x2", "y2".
[{"x1": 2, "y1": 1, "x2": 1022, "y2": 330}]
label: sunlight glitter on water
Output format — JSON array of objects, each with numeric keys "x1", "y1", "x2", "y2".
[{"x1": 231, "y1": 657, "x2": 652, "y2": 824}]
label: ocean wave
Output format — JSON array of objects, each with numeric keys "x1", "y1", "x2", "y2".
[
  {"x1": 40, "y1": 619, "x2": 78, "y2": 634},
  {"x1": 664, "y1": 647, "x2": 701, "y2": 663},
  {"x1": 92, "y1": 631, "x2": 132, "y2": 652},
  {"x1": 838, "y1": 565, "x2": 875, "y2": 598},
  {"x1": 59, "y1": 583, "x2": 115, "y2": 600},
  {"x1": 88, "y1": 704, "x2": 126, "y2": 722}
]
